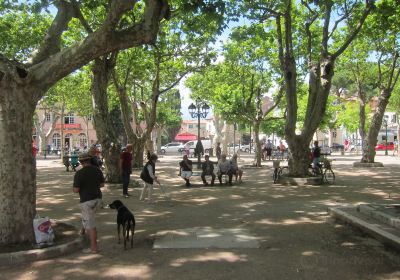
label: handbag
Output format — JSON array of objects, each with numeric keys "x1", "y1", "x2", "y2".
[{"x1": 33, "y1": 216, "x2": 55, "y2": 245}]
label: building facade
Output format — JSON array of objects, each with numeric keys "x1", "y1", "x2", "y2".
[{"x1": 34, "y1": 110, "x2": 98, "y2": 152}]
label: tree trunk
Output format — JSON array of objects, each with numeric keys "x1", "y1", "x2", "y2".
[
  {"x1": 287, "y1": 136, "x2": 311, "y2": 176},
  {"x1": 222, "y1": 122, "x2": 228, "y2": 155},
  {"x1": 361, "y1": 89, "x2": 391, "y2": 163},
  {"x1": 253, "y1": 121, "x2": 262, "y2": 167},
  {"x1": 133, "y1": 138, "x2": 146, "y2": 168},
  {"x1": 91, "y1": 58, "x2": 121, "y2": 183},
  {"x1": 0, "y1": 86, "x2": 38, "y2": 244},
  {"x1": 213, "y1": 113, "x2": 224, "y2": 151},
  {"x1": 155, "y1": 126, "x2": 163, "y2": 153}
]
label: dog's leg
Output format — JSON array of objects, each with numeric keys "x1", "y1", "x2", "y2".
[
  {"x1": 131, "y1": 223, "x2": 134, "y2": 248},
  {"x1": 123, "y1": 223, "x2": 127, "y2": 250},
  {"x1": 117, "y1": 224, "x2": 121, "y2": 244}
]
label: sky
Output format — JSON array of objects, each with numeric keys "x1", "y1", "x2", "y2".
[{"x1": 179, "y1": 17, "x2": 249, "y2": 120}]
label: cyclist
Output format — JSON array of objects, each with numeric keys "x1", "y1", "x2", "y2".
[{"x1": 312, "y1": 141, "x2": 321, "y2": 170}]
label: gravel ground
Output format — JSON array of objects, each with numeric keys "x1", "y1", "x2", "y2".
[{"x1": 2, "y1": 152, "x2": 400, "y2": 280}]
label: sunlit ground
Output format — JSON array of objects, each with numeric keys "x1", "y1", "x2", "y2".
[{"x1": 2, "y1": 152, "x2": 400, "y2": 279}]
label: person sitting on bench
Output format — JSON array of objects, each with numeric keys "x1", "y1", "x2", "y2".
[
  {"x1": 201, "y1": 155, "x2": 215, "y2": 186},
  {"x1": 230, "y1": 153, "x2": 243, "y2": 183},
  {"x1": 179, "y1": 154, "x2": 193, "y2": 187},
  {"x1": 217, "y1": 154, "x2": 233, "y2": 186}
]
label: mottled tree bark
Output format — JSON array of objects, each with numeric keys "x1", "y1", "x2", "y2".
[
  {"x1": 0, "y1": 85, "x2": 38, "y2": 243},
  {"x1": 91, "y1": 57, "x2": 122, "y2": 183},
  {"x1": 0, "y1": 0, "x2": 169, "y2": 244}
]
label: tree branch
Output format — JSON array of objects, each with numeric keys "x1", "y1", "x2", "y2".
[
  {"x1": 332, "y1": 1, "x2": 374, "y2": 60},
  {"x1": 321, "y1": 1, "x2": 333, "y2": 56},
  {"x1": 30, "y1": 0, "x2": 75, "y2": 65},
  {"x1": 29, "y1": 0, "x2": 170, "y2": 90},
  {"x1": 71, "y1": 0, "x2": 94, "y2": 34}
]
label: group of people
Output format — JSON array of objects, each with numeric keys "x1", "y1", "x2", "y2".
[
  {"x1": 71, "y1": 142, "x2": 245, "y2": 253},
  {"x1": 262, "y1": 140, "x2": 287, "y2": 161},
  {"x1": 179, "y1": 152, "x2": 243, "y2": 187},
  {"x1": 72, "y1": 143, "x2": 163, "y2": 253}
]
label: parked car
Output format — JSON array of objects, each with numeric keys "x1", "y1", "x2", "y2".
[
  {"x1": 228, "y1": 144, "x2": 241, "y2": 154},
  {"x1": 375, "y1": 142, "x2": 394, "y2": 151},
  {"x1": 184, "y1": 140, "x2": 212, "y2": 153},
  {"x1": 160, "y1": 142, "x2": 185, "y2": 154},
  {"x1": 240, "y1": 144, "x2": 255, "y2": 153},
  {"x1": 330, "y1": 143, "x2": 344, "y2": 152}
]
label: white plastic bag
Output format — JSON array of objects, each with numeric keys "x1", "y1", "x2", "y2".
[{"x1": 33, "y1": 216, "x2": 55, "y2": 245}]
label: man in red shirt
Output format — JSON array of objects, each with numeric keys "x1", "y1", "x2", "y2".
[
  {"x1": 32, "y1": 140, "x2": 38, "y2": 167},
  {"x1": 120, "y1": 144, "x2": 133, "y2": 198}
]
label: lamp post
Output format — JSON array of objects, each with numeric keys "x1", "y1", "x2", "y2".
[
  {"x1": 188, "y1": 100, "x2": 210, "y2": 168},
  {"x1": 233, "y1": 123, "x2": 237, "y2": 153},
  {"x1": 384, "y1": 115, "x2": 389, "y2": 156}
]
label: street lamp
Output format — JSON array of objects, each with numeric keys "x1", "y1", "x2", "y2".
[
  {"x1": 384, "y1": 115, "x2": 389, "y2": 156},
  {"x1": 233, "y1": 123, "x2": 237, "y2": 153},
  {"x1": 188, "y1": 100, "x2": 210, "y2": 168}
]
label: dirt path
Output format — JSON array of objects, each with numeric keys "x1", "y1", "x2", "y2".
[{"x1": 2, "y1": 154, "x2": 400, "y2": 279}]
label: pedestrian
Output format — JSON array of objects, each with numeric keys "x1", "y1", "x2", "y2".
[
  {"x1": 217, "y1": 154, "x2": 233, "y2": 185},
  {"x1": 312, "y1": 141, "x2": 321, "y2": 169},
  {"x1": 201, "y1": 154, "x2": 215, "y2": 186},
  {"x1": 120, "y1": 144, "x2": 133, "y2": 198},
  {"x1": 216, "y1": 142, "x2": 222, "y2": 160},
  {"x1": 266, "y1": 139, "x2": 273, "y2": 160},
  {"x1": 32, "y1": 140, "x2": 38, "y2": 168},
  {"x1": 72, "y1": 153, "x2": 104, "y2": 254},
  {"x1": 140, "y1": 154, "x2": 160, "y2": 203},
  {"x1": 88, "y1": 145, "x2": 102, "y2": 168},
  {"x1": 179, "y1": 154, "x2": 193, "y2": 187}
]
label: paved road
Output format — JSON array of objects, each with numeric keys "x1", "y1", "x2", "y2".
[{"x1": 2, "y1": 153, "x2": 400, "y2": 280}]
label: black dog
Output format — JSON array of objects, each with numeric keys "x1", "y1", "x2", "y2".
[{"x1": 108, "y1": 200, "x2": 136, "y2": 250}]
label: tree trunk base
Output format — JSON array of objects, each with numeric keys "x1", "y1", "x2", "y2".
[{"x1": 353, "y1": 162, "x2": 384, "y2": 168}]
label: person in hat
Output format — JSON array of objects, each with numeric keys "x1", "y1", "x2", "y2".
[
  {"x1": 120, "y1": 144, "x2": 133, "y2": 198},
  {"x1": 73, "y1": 152, "x2": 105, "y2": 254},
  {"x1": 140, "y1": 153, "x2": 160, "y2": 203}
]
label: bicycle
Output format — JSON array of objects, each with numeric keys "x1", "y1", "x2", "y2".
[
  {"x1": 272, "y1": 160, "x2": 289, "y2": 183},
  {"x1": 308, "y1": 157, "x2": 335, "y2": 184}
]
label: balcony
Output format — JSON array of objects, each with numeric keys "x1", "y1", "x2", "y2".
[{"x1": 54, "y1": 123, "x2": 81, "y2": 130}]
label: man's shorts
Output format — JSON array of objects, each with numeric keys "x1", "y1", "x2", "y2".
[
  {"x1": 80, "y1": 198, "x2": 102, "y2": 230},
  {"x1": 181, "y1": 170, "x2": 192, "y2": 179}
]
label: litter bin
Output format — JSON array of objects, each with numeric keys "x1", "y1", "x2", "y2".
[{"x1": 70, "y1": 153, "x2": 79, "y2": 171}]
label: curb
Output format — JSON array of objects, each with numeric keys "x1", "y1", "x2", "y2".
[
  {"x1": 328, "y1": 206, "x2": 400, "y2": 251},
  {"x1": 0, "y1": 234, "x2": 85, "y2": 267},
  {"x1": 358, "y1": 204, "x2": 400, "y2": 230}
]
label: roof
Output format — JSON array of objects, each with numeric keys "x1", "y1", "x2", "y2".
[{"x1": 175, "y1": 132, "x2": 198, "y2": 141}]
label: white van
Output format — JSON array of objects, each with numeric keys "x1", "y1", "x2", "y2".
[{"x1": 184, "y1": 140, "x2": 212, "y2": 153}]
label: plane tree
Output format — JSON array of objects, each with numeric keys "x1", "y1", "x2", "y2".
[
  {"x1": 359, "y1": 0, "x2": 400, "y2": 162},
  {"x1": 0, "y1": 0, "x2": 169, "y2": 244},
  {"x1": 242, "y1": 0, "x2": 374, "y2": 175}
]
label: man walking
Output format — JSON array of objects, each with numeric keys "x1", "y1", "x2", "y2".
[
  {"x1": 73, "y1": 153, "x2": 105, "y2": 254},
  {"x1": 120, "y1": 144, "x2": 133, "y2": 198}
]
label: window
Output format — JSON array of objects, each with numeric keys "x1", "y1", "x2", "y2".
[
  {"x1": 64, "y1": 113, "x2": 74, "y2": 124},
  {"x1": 79, "y1": 133, "x2": 87, "y2": 148},
  {"x1": 52, "y1": 133, "x2": 61, "y2": 149},
  {"x1": 87, "y1": 115, "x2": 92, "y2": 121},
  {"x1": 45, "y1": 113, "x2": 51, "y2": 122},
  {"x1": 188, "y1": 124, "x2": 193, "y2": 129},
  {"x1": 391, "y1": 115, "x2": 397, "y2": 123}
]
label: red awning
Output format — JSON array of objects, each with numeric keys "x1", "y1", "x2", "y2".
[{"x1": 174, "y1": 132, "x2": 198, "y2": 141}]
